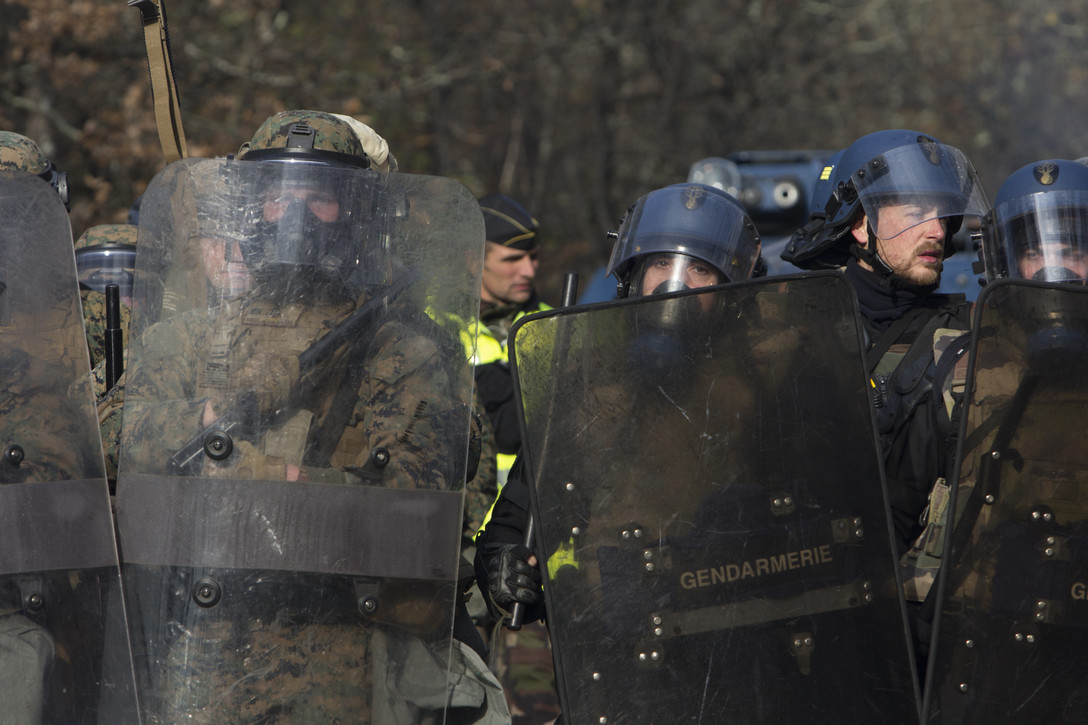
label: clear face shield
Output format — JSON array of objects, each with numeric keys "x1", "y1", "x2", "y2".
[
  {"x1": 852, "y1": 142, "x2": 990, "y2": 242},
  {"x1": 75, "y1": 244, "x2": 137, "y2": 304},
  {"x1": 628, "y1": 252, "x2": 724, "y2": 297},
  {"x1": 244, "y1": 160, "x2": 379, "y2": 298},
  {"x1": 606, "y1": 184, "x2": 762, "y2": 298},
  {"x1": 625, "y1": 252, "x2": 727, "y2": 341},
  {"x1": 989, "y1": 190, "x2": 1088, "y2": 283}
]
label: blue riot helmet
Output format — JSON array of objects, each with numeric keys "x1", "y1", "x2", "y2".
[
  {"x1": 809, "y1": 149, "x2": 845, "y2": 221},
  {"x1": 606, "y1": 183, "x2": 762, "y2": 299},
  {"x1": 982, "y1": 159, "x2": 1088, "y2": 283},
  {"x1": 783, "y1": 130, "x2": 989, "y2": 275},
  {"x1": 783, "y1": 149, "x2": 844, "y2": 266}
]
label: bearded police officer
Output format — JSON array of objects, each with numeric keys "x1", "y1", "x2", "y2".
[
  {"x1": 486, "y1": 177, "x2": 930, "y2": 721},
  {"x1": 784, "y1": 131, "x2": 991, "y2": 674},
  {"x1": 476, "y1": 182, "x2": 763, "y2": 625}
]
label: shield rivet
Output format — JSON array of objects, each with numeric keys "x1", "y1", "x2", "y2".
[
  {"x1": 193, "y1": 577, "x2": 222, "y2": 608},
  {"x1": 4, "y1": 444, "x2": 24, "y2": 466}
]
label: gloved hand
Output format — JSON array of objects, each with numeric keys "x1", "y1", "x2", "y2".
[{"x1": 478, "y1": 543, "x2": 545, "y2": 623}]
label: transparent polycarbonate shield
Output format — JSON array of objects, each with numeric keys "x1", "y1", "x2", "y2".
[
  {"x1": 511, "y1": 272, "x2": 920, "y2": 724},
  {"x1": 925, "y1": 279, "x2": 1088, "y2": 723},
  {"x1": 0, "y1": 174, "x2": 138, "y2": 723},
  {"x1": 114, "y1": 158, "x2": 484, "y2": 722}
]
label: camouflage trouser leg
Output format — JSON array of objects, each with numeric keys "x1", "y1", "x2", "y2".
[
  {"x1": 158, "y1": 615, "x2": 374, "y2": 724},
  {"x1": 0, "y1": 613, "x2": 54, "y2": 725},
  {"x1": 489, "y1": 620, "x2": 560, "y2": 725}
]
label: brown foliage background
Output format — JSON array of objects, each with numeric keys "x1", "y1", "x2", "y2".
[{"x1": 3, "y1": 0, "x2": 1087, "y2": 295}]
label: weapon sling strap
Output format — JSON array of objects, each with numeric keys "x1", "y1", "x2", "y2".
[
  {"x1": 129, "y1": 0, "x2": 188, "y2": 163},
  {"x1": 865, "y1": 307, "x2": 931, "y2": 374}
]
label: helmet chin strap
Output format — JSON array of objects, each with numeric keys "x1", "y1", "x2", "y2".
[{"x1": 851, "y1": 225, "x2": 895, "y2": 278}]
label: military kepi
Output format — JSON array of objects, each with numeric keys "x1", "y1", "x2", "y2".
[{"x1": 479, "y1": 193, "x2": 539, "y2": 250}]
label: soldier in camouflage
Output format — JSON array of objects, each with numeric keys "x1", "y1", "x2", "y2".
[
  {"x1": 0, "y1": 132, "x2": 139, "y2": 723},
  {"x1": 0, "y1": 131, "x2": 69, "y2": 209},
  {"x1": 115, "y1": 110, "x2": 508, "y2": 724},
  {"x1": 0, "y1": 137, "x2": 80, "y2": 722},
  {"x1": 0, "y1": 133, "x2": 86, "y2": 481}
]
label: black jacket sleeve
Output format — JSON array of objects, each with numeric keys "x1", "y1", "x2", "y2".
[
  {"x1": 473, "y1": 361, "x2": 522, "y2": 454},
  {"x1": 476, "y1": 455, "x2": 532, "y2": 550}
]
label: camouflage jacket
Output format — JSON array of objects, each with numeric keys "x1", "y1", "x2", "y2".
[{"x1": 120, "y1": 292, "x2": 473, "y2": 490}]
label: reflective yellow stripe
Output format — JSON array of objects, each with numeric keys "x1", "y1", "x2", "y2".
[
  {"x1": 496, "y1": 452, "x2": 517, "y2": 479},
  {"x1": 547, "y1": 540, "x2": 579, "y2": 579},
  {"x1": 472, "y1": 333, "x2": 505, "y2": 366},
  {"x1": 473, "y1": 494, "x2": 501, "y2": 542},
  {"x1": 466, "y1": 300, "x2": 552, "y2": 542},
  {"x1": 472, "y1": 451, "x2": 519, "y2": 540}
]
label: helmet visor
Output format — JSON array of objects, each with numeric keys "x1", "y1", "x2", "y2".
[
  {"x1": 75, "y1": 245, "x2": 136, "y2": 301},
  {"x1": 991, "y1": 190, "x2": 1088, "y2": 282},
  {"x1": 852, "y1": 143, "x2": 989, "y2": 240},
  {"x1": 628, "y1": 252, "x2": 724, "y2": 297},
  {"x1": 606, "y1": 184, "x2": 761, "y2": 285}
]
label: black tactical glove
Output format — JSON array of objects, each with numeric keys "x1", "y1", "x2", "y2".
[{"x1": 478, "y1": 543, "x2": 545, "y2": 623}]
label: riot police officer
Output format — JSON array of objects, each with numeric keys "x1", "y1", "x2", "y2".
[
  {"x1": 75, "y1": 224, "x2": 137, "y2": 382},
  {"x1": 783, "y1": 130, "x2": 991, "y2": 677},
  {"x1": 475, "y1": 182, "x2": 763, "y2": 627},
  {"x1": 783, "y1": 129, "x2": 991, "y2": 552},
  {"x1": 980, "y1": 158, "x2": 1088, "y2": 284},
  {"x1": 922, "y1": 160, "x2": 1088, "y2": 720},
  {"x1": 481, "y1": 177, "x2": 928, "y2": 722}
]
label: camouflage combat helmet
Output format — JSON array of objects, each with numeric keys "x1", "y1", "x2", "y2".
[
  {"x1": 0, "y1": 131, "x2": 70, "y2": 209},
  {"x1": 236, "y1": 110, "x2": 396, "y2": 172},
  {"x1": 74, "y1": 223, "x2": 138, "y2": 252}
]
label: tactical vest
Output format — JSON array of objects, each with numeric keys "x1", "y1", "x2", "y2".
[{"x1": 867, "y1": 297, "x2": 973, "y2": 602}]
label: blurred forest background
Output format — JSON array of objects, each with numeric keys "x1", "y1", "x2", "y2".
[{"x1": 3, "y1": 0, "x2": 1087, "y2": 296}]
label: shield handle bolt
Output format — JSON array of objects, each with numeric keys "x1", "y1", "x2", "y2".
[
  {"x1": 193, "y1": 577, "x2": 222, "y2": 608},
  {"x1": 359, "y1": 595, "x2": 380, "y2": 615},
  {"x1": 370, "y1": 447, "x2": 390, "y2": 469},
  {"x1": 203, "y1": 431, "x2": 233, "y2": 461},
  {"x1": 24, "y1": 592, "x2": 44, "y2": 611},
  {"x1": 4, "y1": 444, "x2": 24, "y2": 466}
]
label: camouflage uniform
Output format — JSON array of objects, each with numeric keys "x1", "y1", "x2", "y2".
[
  {"x1": 0, "y1": 155, "x2": 138, "y2": 722},
  {"x1": 0, "y1": 135, "x2": 80, "y2": 724},
  {"x1": 1, "y1": 343, "x2": 103, "y2": 485},
  {"x1": 116, "y1": 114, "x2": 508, "y2": 724},
  {"x1": 122, "y1": 294, "x2": 463, "y2": 487}
]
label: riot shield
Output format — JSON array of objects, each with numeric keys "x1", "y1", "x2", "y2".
[
  {"x1": 510, "y1": 273, "x2": 920, "y2": 723},
  {"x1": 925, "y1": 279, "x2": 1088, "y2": 722},
  {"x1": 114, "y1": 158, "x2": 484, "y2": 723},
  {"x1": 0, "y1": 175, "x2": 139, "y2": 723}
]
